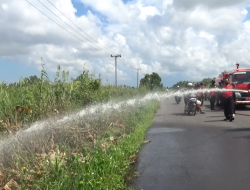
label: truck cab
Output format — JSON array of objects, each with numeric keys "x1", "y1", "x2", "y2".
[{"x1": 228, "y1": 64, "x2": 250, "y2": 105}]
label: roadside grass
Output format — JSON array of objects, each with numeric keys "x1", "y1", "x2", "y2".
[
  {"x1": 0, "y1": 62, "x2": 148, "y2": 134},
  {"x1": 0, "y1": 62, "x2": 162, "y2": 189},
  {"x1": 0, "y1": 100, "x2": 159, "y2": 189}
]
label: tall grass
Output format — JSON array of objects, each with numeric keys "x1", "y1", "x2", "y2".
[
  {"x1": 0, "y1": 63, "x2": 148, "y2": 133},
  {"x1": 0, "y1": 62, "x2": 160, "y2": 189},
  {"x1": 11, "y1": 101, "x2": 160, "y2": 190}
]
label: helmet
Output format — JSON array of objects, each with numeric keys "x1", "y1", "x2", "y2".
[
  {"x1": 187, "y1": 83, "x2": 193, "y2": 87},
  {"x1": 187, "y1": 83, "x2": 193, "y2": 89},
  {"x1": 177, "y1": 86, "x2": 179, "y2": 88}
]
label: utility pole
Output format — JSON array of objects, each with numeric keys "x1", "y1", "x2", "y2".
[
  {"x1": 135, "y1": 68, "x2": 141, "y2": 88},
  {"x1": 111, "y1": 54, "x2": 121, "y2": 86}
]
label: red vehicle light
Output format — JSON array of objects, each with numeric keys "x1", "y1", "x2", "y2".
[{"x1": 247, "y1": 84, "x2": 250, "y2": 90}]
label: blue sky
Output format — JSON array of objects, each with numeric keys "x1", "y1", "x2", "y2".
[
  {"x1": 0, "y1": 61, "x2": 39, "y2": 84},
  {"x1": 0, "y1": 60, "x2": 55, "y2": 84},
  {"x1": 244, "y1": 6, "x2": 250, "y2": 21},
  {"x1": 72, "y1": 0, "x2": 88, "y2": 17},
  {"x1": 72, "y1": 0, "x2": 109, "y2": 26}
]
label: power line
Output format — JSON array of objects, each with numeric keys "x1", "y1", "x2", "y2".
[
  {"x1": 36, "y1": 0, "x2": 112, "y2": 55},
  {"x1": 25, "y1": 0, "x2": 110, "y2": 56},
  {"x1": 118, "y1": 57, "x2": 133, "y2": 69},
  {"x1": 46, "y1": 0, "x2": 117, "y2": 55},
  {"x1": 25, "y1": 0, "x2": 139, "y2": 84}
]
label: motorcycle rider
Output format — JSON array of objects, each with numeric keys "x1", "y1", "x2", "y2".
[
  {"x1": 184, "y1": 83, "x2": 205, "y2": 114},
  {"x1": 184, "y1": 83, "x2": 194, "y2": 106},
  {"x1": 175, "y1": 86, "x2": 181, "y2": 103},
  {"x1": 209, "y1": 80, "x2": 216, "y2": 110}
]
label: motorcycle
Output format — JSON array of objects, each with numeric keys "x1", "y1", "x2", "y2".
[
  {"x1": 184, "y1": 97, "x2": 197, "y2": 116},
  {"x1": 175, "y1": 95, "x2": 182, "y2": 104}
]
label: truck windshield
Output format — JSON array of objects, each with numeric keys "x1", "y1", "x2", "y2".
[{"x1": 233, "y1": 72, "x2": 250, "y2": 84}]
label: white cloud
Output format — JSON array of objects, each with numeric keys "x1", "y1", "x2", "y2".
[
  {"x1": 1, "y1": 4, "x2": 8, "y2": 10},
  {"x1": 1, "y1": 0, "x2": 250, "y2": 87},
  {"x1": 138, "y1": 6, "x2": 161, "y2": 20},
  {"x1": 173, "y1": 0, "x2": 249, "y2": 9}
]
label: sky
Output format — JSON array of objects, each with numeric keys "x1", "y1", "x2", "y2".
[{"x1": 1, "y1": 0, "x2": 250, "y2": 87}]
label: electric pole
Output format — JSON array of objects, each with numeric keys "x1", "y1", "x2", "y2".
[
  {"x1": 136, "y1": 68, "x2": 141, "y2": 88},
  {"x1": 111, "y1": 54, "x2": 121, "y2": 86}
]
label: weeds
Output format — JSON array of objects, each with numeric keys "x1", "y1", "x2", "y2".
[
  {"x1": 0, "y1": 62, "x2": 148, "y2": 134},
  {"x1": 0, "y1": 101, "x2": 159, "y2": 190},
  {"x1": 0, "y1": 61, "x2": 160, "y2": 189}
]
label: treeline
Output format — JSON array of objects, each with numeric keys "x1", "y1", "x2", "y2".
[
  {"x1": 171, "y1": 78, "x2": 215, "y2": 88},
  {"x1": 139, "y1": 72, "x2": 164, "y2": 90}
]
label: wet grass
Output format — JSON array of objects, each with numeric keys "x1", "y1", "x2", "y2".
[
  {"x1": 0, "y1": 62, "x2": 160, "y2": 189},
  {"x1": 1, "y1": 100, "x2": 159, "y2": 189}
]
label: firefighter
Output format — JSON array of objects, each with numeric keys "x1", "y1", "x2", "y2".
[
  {"x1": 219, "y1": 80, "x2": 225, "y2": 109},
  {"x1": 222, "y1": 77, "x2": 235, "y2": 121},
  {"x1": 209, "y1": 80, "x2": 216, "y2": 110}
]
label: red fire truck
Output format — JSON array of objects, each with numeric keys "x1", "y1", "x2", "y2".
[{"x1": 215, "y1": 63, "x2": 250, "y2": 105}]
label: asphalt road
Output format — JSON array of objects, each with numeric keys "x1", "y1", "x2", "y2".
[{"x1": 132, "y1": 98, "x2": 250, "y2": 190}]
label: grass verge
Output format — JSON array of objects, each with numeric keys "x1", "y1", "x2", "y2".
[{"x1": 0, "y1": 99, "x2": 159, "y2": 189}]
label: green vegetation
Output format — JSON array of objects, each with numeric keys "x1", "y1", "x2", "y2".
[
  {"x1": 200, "y1": 78, "x2": 216, "y2": 86},
  {"x1": 0, "y1": 61, "x2": 160, "y2": 189},
  {"x1": 0, "y1": 61, "x2": 148, "y2": 133},
  {"x1": 139, "y1": 72, "x2": 163, "y2": 90},
  {"x1": 12, "y1": 101, "x2": 159, "y2": 190},
  {"x1": 171, "y1": 78, "x2": 215, "y2": 89}
]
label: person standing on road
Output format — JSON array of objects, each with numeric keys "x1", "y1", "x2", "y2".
[
  {"x1": 222, "y1": 77, "x2": 235, "y2": 121},
  {"x1": 209, "y1": 80, "x2": 216, "y2": 110},
  {"x1": 203, "y1": 84, "x2": 208, "y2": 101},
  {"x1": 200, "y1": 82, "x2": 205, "y2": 105},
  {"x1": 166, "y1": 87, "x2": 169, "y2": 93},
  {"x1": 196, "y1": 83, "x2": 203, "y2": 106},
  {"x1": 219, "y1": 80, "x2": 225, "y2": 109}
]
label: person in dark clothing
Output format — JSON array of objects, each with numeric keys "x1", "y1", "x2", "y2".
[
  {"x1": 200, "y1": 82, "x2": 204, "y2": 105},
  {"x1": 216, "y1": 82, "x2": 221, "y2": 106},
  {"x1": 203, "y1": 84, "x2": 208, "y2": 101},
  {"x1": 232, "y1": 83, "x2": 236, "y2": 118},
  {"x1": 209, "y1": 80, "x2": 216, "y2": 110},
  {"x1": 196, "y1": 83, "x2": 203, "y2": 106},
  {"x1": 222, "y1": 77, "x2": 235, "y2": 121},
  {"x1": 220, "y1": 80, "x2": 225, "y2": 109}
]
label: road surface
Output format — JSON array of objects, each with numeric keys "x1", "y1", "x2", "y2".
[{"x1": 132, "y1": 99, "x2": 250, "y2": 190}]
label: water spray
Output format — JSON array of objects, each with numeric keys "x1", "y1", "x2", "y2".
[{"x1": 0, "y1": 88, "x2": 249, "y2": 166}]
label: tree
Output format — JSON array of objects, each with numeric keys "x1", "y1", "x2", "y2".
[
  {"x1": 172, "y1": 81, "x2": 193, "y2": 89},
  {"x1": 200, "y1": 78, "x2": 215, "y2": 86},
  {"x1": 139, "y1": 72, "x2": 163, "y2": 90},
  {"x1": 171, "y1": 77, "x2": 216, "y2": 89}
]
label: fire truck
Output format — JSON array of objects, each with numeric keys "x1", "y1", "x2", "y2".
[{"x1": 215, "y1": 63, "x2": 250, "y2": 105}]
